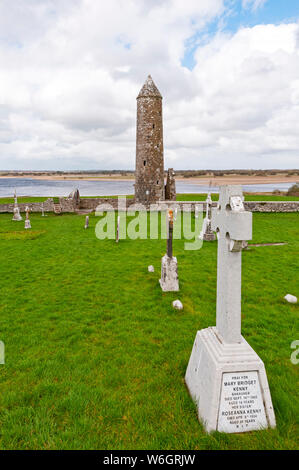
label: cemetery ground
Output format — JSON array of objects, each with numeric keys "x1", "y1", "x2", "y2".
[{"x1": 0, "y1": 210, "x2": 298, "y2": 450}]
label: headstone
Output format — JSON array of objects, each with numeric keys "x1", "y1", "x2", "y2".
[
  {"x1": 148, "y1": 265, "x2": 155, "y2": 272},
  {"x1": 12, "y1": 189, "x2": 22, "y2": 221},
  {"x1": 159, "y1": 209, "x2": 179, "y2": 292},
  {"x1": 185, "y1": 185, "x2": 276, "y2": 433},
  {"x1": 24, "y1": 206, "x2": 31, "y2": 229},
  {"x1": 203, "y1": 193, "x2": 216, "y2": 241},
  {"x1": 41, "y1": 202, "x2": 45, "y2": 217},
  {"x1": 116, "y1": 215, "x2": 120, "y2": 243},
  {"x1": 84, "y1": 215, "x2": 89, "y2": 229},
  {"x1": 12, "y1": 206, "x2": 22, "y2": 221}
]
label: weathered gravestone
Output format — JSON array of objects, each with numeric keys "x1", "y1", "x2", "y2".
[
  {"x1": 116, "y1": 215, "x2": 120, "y2": 243},
  {"x1": 203, "y1": 193, "x2": 216, "y2": 241},
  {"x1": 159, "y1": 209, "x2": 179, "y2": 292},
  {"x1": 12, "y1": 190, "x2": 22, "y2": 221},
  {"x1": 84, "y1": 215, "x2": 89, "y2": 229},
  {"x1": 24, "y1": 206, "x2": 31, "y2": 229},
  {"x1": 185, "y1": 185, "x2": 276, "y2": 433}
]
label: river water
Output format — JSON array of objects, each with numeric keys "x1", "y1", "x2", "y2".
[{"x1": 0, "y1": 178, "x2": 294, "y2": 198}]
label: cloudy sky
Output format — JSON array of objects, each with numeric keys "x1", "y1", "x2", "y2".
[{"x1": 0, "y1": 0, "x2": 299, "y2": 171}]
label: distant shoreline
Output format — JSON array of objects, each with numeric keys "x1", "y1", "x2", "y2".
[{"x1": 0, "y1": 174, "x2": 298, "y2": 185}]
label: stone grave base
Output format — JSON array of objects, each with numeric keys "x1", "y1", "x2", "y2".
[
  {"x1": 203, "y1": 231, "x2": 216, "y2": 241},
  {"x1": 159, "y1": 254, "x2": 179, "y2": 292},
  {"x1": 185, "y1": 326, "x2": 276, "y2": 433},
  {"x1": 12, "y1": 209, "x2": 22, "y2": 221}
]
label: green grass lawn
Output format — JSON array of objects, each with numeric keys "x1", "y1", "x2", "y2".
[{"x1": 0, "y1": 211, "x2": 298, "y2": 450}]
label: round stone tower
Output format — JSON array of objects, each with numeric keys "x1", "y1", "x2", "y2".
[{"x1": 135, "y1": 75, "x2": 165, "y2": 204}]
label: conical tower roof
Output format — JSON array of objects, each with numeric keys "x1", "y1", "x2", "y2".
[{"x1": 137, "y1": 75, "x2": 162, "y2": 98}]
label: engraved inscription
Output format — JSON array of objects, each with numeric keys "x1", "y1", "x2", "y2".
[{"x1": 218, "y1": 371, "x2": 268, "y2": 433}]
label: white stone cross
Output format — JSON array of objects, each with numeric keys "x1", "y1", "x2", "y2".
[{"x1": 211, "y1": 186, "x2": 252, "y2": 344}]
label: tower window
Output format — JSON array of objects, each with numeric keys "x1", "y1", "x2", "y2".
[
  {"x1": 157, "y1": 180, "x2": 159, "y2": 184},
  {"x1": 153, "y1": 124, "x2": 155, "y2": 129},
  {"x1": 144, "y1": 160, "x2": 146, "y2": 166}
]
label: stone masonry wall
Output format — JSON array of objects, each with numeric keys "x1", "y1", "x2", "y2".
[
  {"x1": 243, "y1": 201, "x2": 299, "y2": 212},
  {"x1": 79, "y1": 198, "x2": 122, "y2": 210},
  {"x1": 85, "y1": 199, "x2": 299, "y2": 212},
  {"x1": 165, "y1": 168, "x2": 176, "y2": 201},
  {"x1": 59, "y1": 198, "x2": 76, "y2": 212},
  {"x1": 135, "y1": 76, "x2": 165, "y2": 204},
  {"x1": 0, "y1": 198, "x2": 54, "y2": 214},
  {"x1": 1, "y1": 198, "x2": 298, "y2": 213}
]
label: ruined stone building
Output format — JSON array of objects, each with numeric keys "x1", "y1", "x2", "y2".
[
  {"x1": 135, "y1": 75, "x2": 176, "y2": 203},
  {"x1": 165, "y1": 168, "x2": 176, "y2": 201}
]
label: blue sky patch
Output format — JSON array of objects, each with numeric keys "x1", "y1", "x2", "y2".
[{"x1": 181, "y1": 0, "x2": 299, "y2": 70}]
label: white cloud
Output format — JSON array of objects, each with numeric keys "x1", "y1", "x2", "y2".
[
  {"x1": 0, "y1": 1, "x2": 298, "y2": 170},
  {"x1": 242, "y1": 0, "x2": 267, "y2": 11}
]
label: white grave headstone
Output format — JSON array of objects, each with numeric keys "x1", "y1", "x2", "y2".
[
  {"x1": 24, "y1": 206, "x2": 31, "y2": 229},
  {"x1": 185, "y1": 186, "x2": 276, "y2": 433},
  {"x1": 202, "y1": 193, "x2": 215, "y2": 241},
  {"x1": 84, "y1": 215, "x2": 89, "y2": 229},
  {"x1": 159, "y1": 209, "x2": 179, "y2": 292},
  {"x1": 12, "y1": 189, "x2": 22, "y2": 221}
]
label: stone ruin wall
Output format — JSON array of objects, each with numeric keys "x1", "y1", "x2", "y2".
[
  {"x1": 1, "y1": 198, "x2": 298, "y2": 214},
  {"x1": 165, "y1": 168, "x2": 176, "y2": 201},
  {"x1": 243, "y1": 201, "x2": 299, "y2": 212},
  {"x1": 0, "y1": 199, "x2": 54, "y2": 213},
  {"x1": 0, "y1": 196, "x2": 77, "y2": 214}
]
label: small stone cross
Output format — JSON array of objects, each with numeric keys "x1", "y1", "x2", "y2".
[{"x1": 211, "y1": 186, "x2": 252, "y2": 344}]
